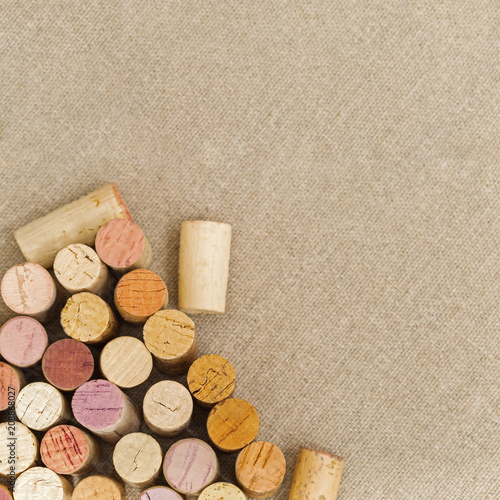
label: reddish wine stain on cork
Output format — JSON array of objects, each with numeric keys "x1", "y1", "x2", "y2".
[
  {"x1": 0, "y1": 362, "x2": 23, "y2": 411},
  {"x1": 0, "y1": 484, "x2": 13, "y2": 500},
  {"x1": 0, "y1": 316, "x2": 48, "y2": 367},
  {"x1": 42, "y1": 339, "x2": 94, "y2": 391},
  {"x1": 140, "y1": 487, "x2": 183, "y2": 500}
]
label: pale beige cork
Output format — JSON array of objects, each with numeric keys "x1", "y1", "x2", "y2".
[
  {"x1": 72, "y1": 475, "x2": 126, "y2": 500},
  {"x1": 288, "y1": 447, "x2": 344, "y2": 500},
  {"x1": 54, "y1": 244, "x2": 110, "y2": 295},
  {"x1": 13, "y1": 467, "x2": 73, "y2": 500},
  {"x1": 100, "y1": 336, "x2": 153, "y2": 389},
  {"x1": 13, "y1": 183, "x2": 132, "y2": 269},
  {"x1": 113, "y1": 432, "x2": 163, "y2": 489},
  {"x1": 0, "y1": 422, "x2": 38, "y2": 477},
  {"x1": 143, "y1": 310, "x2": 198, "y2": 375},
  {"x1": 61, "y1": 292, "x2": 117, "y2": 344},
  {"x1": 143, "y1": 381, "x2": 193, "y2": 437},
  {"x1": 199, "y1": 482, "x2": 247, "y2": 500}
]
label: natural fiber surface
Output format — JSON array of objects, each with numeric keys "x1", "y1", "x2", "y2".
[{"x1": 1, "y1": 2, "x2": 499, "y2": 499}]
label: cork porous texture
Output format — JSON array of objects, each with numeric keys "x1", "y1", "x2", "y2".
[{"x1": 0, "y1": 2, "x2": 499, "y2": 498}]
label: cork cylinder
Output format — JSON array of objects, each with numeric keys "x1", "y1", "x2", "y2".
[
  {"x1": 1, "y1": 263, "x2": 57, "y2": 323},
  {"x1": 72, "y1": 475, "x2": 126, "y2": 500},
  {"x1": 0, "y1": 362, "x2": 25, "y2": 411},
  {"x1": 13, "y1": 467, "x2": 73, "y2": 500},
  {"x1": 72, "y1": 379, "x2": 141, "y2": 444},
  {"x1": 113, "y1": 432, "x2": 163, "y2": 489},
  {"x1": 0, "y1": 485, "x2": 13, "y2": 500},
  {"x1": 139, "y1": 486, "x2": 183, "y2": 500},
  {"x1": 178, "y1": 220, "x2": 231, "y2": 314},
  {"x1": 199, "y1": 483, "x2": 247, "y2": 500},
  {"x1": 96, "y1": 219, "x2": 153, "y2": 272},
  {"x1": 14, "y1": 183, "x2": 132, "y2": 269},
  {"x1": 288, "y1": 447, "x2": 344, "y2": 500},
  {"x1": 0, "y1": 422, "x2": 38, "y2": 476}
]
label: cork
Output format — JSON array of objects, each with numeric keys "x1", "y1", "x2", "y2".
[
  {"x1": 207, "y1": 399, "x2": 259, "y2": 453},
  {"x1": 61, "y1": 292, "x2": 118, "y2": 344},
  {"x1": 178, "y1": 220, "x2": 232, "y2": 314},
  {"x1": 100, "y1": 336, "x2": 153, "y2": 389},
  {"x1": 41, "y1": 424, "x2": 100, "y2": 476},
  {"x1": 113, "y1": 432, "x2": 163, "y2": 489},
  {"x1": 0, "y1": 317, "x2": 48, "y2": 368},
  {"x1": 0, "y1": 362, "x2": 25, "y2": 411},
  {"x1": 13, "y1": 467, "x2": 73, "y2": 500},
  {"x1": 73, "y1": 475, "x2": 126, "y2": 500},
  {"x1": 54, "y1": 244, "x2": 110, "y2": 295},
  {"x1": 1, "y1": 263, "x2": 57, "y2": 323},
  {"x1": 187, "y1": 354, "x2": 236, "y2": 407},
  {"x1": 16, "y1": 382, "x2": 71, "y2": 432},
  {"x1": 163, "y1": 438, "x2": 219, "y2": 496},
  {"x1": 143, "y1": 381, "x2": 193, "y2": 437},
  {"x1": 96, "y1": 219, "x2": 153, "y2": 272},
  {"x1": 114, "y1": 269, "x2": 168, "y2": 323},
  {"x1": 288, "y1": 447, "x2": 344, "y2": 500},
  {"x1": 14, "y1": 183, "x2": 132, "y2": 269},
  {"x1": 0, "y1": 485, "x2": 13, "y2": 500},
  {"x1": 235, "y1": 442, "x2": 286, "y2": 499},
  {"x1": 42, "y1": 339, "x2": 94, "y2": 391},
  {"x1": 0, "y1": 422, "x2": 38, "y2": 476},
  {"x1": 72, "y1": 379, "x2": 141, "y2": 444},
  {"x1": 143, "y1": 310, "x2": 198, "y2": 375},
  {"x1": 139, "y1": 486, "x2": 184, "y2": 500},
  {"x1": 199, "y1": 483, "x2": 247, "y2": 500}
]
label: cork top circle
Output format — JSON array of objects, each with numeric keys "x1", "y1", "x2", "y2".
[
  {"x1": 72, "y1": 475, "x2": 125, "y2": 500},
  {"x1": 139, "y1": 487, "x2": 184, "y2": 500},
  {"x1": 0, "y1": 362, "x2": 23, "y2": 411},
  {"x1": 0, "y1": 422, "x2": 38, "y2": 475},
  {"x1": 0, "y1": 485, "x2": 12, "y2": 500},
  {"x1": 199, "y1": 482, "x2": 247, "y2": 500},
  {"x1": 54, "y1": 243, "x2": 104, "y2": 289},
  {"x1": 14, "y1": 467, "x2": 68, "y2": 500}
]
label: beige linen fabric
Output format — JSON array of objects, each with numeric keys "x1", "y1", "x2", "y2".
[{"x1": 1, "y1": 1, "x2": 500, "y2": 498}]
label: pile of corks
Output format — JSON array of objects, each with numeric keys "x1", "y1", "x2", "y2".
[{"x1": 0, "y1": 184, "x2": 344, "y2": 500}]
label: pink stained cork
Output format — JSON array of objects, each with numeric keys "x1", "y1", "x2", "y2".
[
  {"x1": 0, "y1": 316, "x2": 48, "y2": 367},
  {"x1": 0, "y1": 485, "x2": 13, "y2": 500},
  {"x1": 0, "y1": 361, "x2": 25, "y2": 411},
  {"x1": 42, "y1": 339, "x2": 94, "y2": 391},
  {"x1": 139, "y1": 487, "x2": 183, "y2": 500}
]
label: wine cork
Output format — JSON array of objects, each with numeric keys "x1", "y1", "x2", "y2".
[
  {"x1": 72, "y1": 379, "x2": 141, "y2": 444},
  {"x1": 113, "y1": 433, "x2": 162, "y2": 489},
  {"x1": 14, "y1": 183, "x2": 132, "y2": 269},
  {"x1": 288, "y1": 447, "x2": 344, "y2": 500},
  {"x1": 143, "y1": 381, "x2": 193, "y2": 437},
  {"x1": 0, "y1": 362, "x2": 25, "y2": 411},
  {"x1": 73, "y1": 475, "x2": 126, "y2": 500},
  {"x1": 236, "y1": 442, "x2": 286, "y2": 499},
  {"x1": 13, "y1": 467, "x2": 73, "y2": 500},
  {"x1": 199, "y1": 483, "x2": 247, "y2": 500},
  {"x1": 96, "y1": 219, "x2": 153, "y2": 272},
  {"x1": 61, "y1": 292, "x2": 117, "y2": 343},
  {"x1": 0, "y1": 485, "x2": 13, "y2": 500},
  {"x1": 143, "y1": 310, "x2": 198, "y2": 375},
  {"x1": 139, "y1": 486, "x2": 183, "y2": 500},
  {"x1": 100, "y1": 336, "x2": 153, "y2": 389},
  {"x1": 178, "y1": 220, "x2": 232, "y2": 314},
  {"x1": 54, "y1": 244, "x2": 110, "y2": 295},
  {"x1": 163, "y1": 438, "x2": 219, "y2": 495},
  {"x1": 1, "y1": 263, "x2": 57, "y2": 323},
  {"x1": 0, "y1": 422, "x2": 38, "y2": 476},
  {"x1": 0, "y1": 317, "x2": 48, "y2": 368},
  {"x1": 16, "y1": 382, "x2": 70, "y2": 432},
  {"x1": 187, "y1": 354, "x2": 236, "y2": 407},
  {"x1": 114, "y1": 269, "x2": 168, "y2": 324},
  {"x1": 42, "y1": 339, "x2": 94, "y2": 391},
  {"x1": 207, "y1": 399, "x2": 259, "y2": 453}
]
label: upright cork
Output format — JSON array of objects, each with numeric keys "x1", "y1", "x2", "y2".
[
  {"x1": 96, "y1": 219, "x2": 153, "y2": 272},
  {"x1": 1, "y1": 263, "x2": 57, "y2": 323},
  {"x1": 72, "y1": 475, "x2": 126, "y2": 500},
  {"x1": 61, "y1": 292, "x2": 118, "y2": 344},
  {"x1": 54, "y1": 244, "x2": 110, "y2": 295},
  {"x1": 236, "y1": 442, "x2": 286, "y2": 499},
  {"x1": 178, "y1": 220, "x2": 231, "y2": 314},
  {"x1": 72, "y1": 379, "x2": 141, "y2": 444},
  {"x1": 113, "y1": 433, "x2": 163, "y2": 489},
  {"x1": 0, "y1": 422, "x2": 38, "y2": 476},
  {"x1": 114, "y1": 269, "x2": 168, "y2": 323},
  {"x1": 0, "y1": 485, "x2": 13, "y2": 500},
  {"x1": 139, "y1": 487, "x2": 183, "y2": 500},
  {"x1": 199, "y1": 483, "x2": 247, "y2": 500},
  {"x1": 14, "y1": 183, "x2": 132, "y2": 269},
  {"x1": 143, "y1": 310, "x2": 198, "y2": 375},
  {"x1": 0, "y1": 362, "x2": 25, "y2": 411},
  {"x1": 13, "y1": 467, "x2": 73, "y2": 500},
  {"x1": 288, "y1": 447, "x2": 344, "y2": 500}
]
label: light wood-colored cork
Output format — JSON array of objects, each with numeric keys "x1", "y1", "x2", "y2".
[
  {"x1": 100, "y1": 336, "x2": 153, "y2": 388},
  {"x1": 1, "y1": 263, "x2": 57, "y2": 323},
  {"x1": 143, "y1": 381, "x2": 193, "y2": 437},
  {"x1": 288, "y1": 447, "x2": 344, "y2": 500},
  {"x1": 13, "y1": 467, "x2": 73, "y2": 500},
  {"x1": 54, "y1": 244, "x2": 110, "y2": 295},
  {"x1": 72, "y1": 475, "x2": 126, "y2": 500},
  {"x1": 199, "y1": 482, "x2": 247, "y2": 500},
  {"x1": 113, "y1": 432, "x2": 163, "y2": 489},
  {"x1": 236, "y1": 442, "x2": 286, "y2": 499},
  {"x1": 0, "y1": 485, "x2": 13, "y2": 500},
  {"x1": 13, "y1": 183, "x2": 132, "y2": 269},
  {"x1": 114, "y1": 269, "x2": 168, "y2": 323},
  {"x1": 0, "y1": 362, "x2": 25, "y2": 411},
  {"x1": 187, "y1": 354, "x2": 236, "y2": 407},
  {"x1": 96, "y1": 219, "x2": 153, "y2": 272},
  {"x1": 16, "y1": 382, "x2": 71, "y2": 432},
  {"x1": 178, "y1": 220, "x2": 232, "y2": 314},
  {"x1": 0, "y1": 422, "x2": 38, "y2": 477},
  {"x1": 207, "y1": 398, "x2": 259, "y2": 453},
  {"x1": 139, "y1": 486, "x2": 183, "y2": 500},
  {"x1": 61, "y1": 292, "x2": 117, "y2": 343},
  {"x1": 143, "y1": 310, "x2": 198, "y2": 375}
]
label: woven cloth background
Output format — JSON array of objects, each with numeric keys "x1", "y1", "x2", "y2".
[{"x1": 1, "y1": 2, "x2": 500, "y2": 499}]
